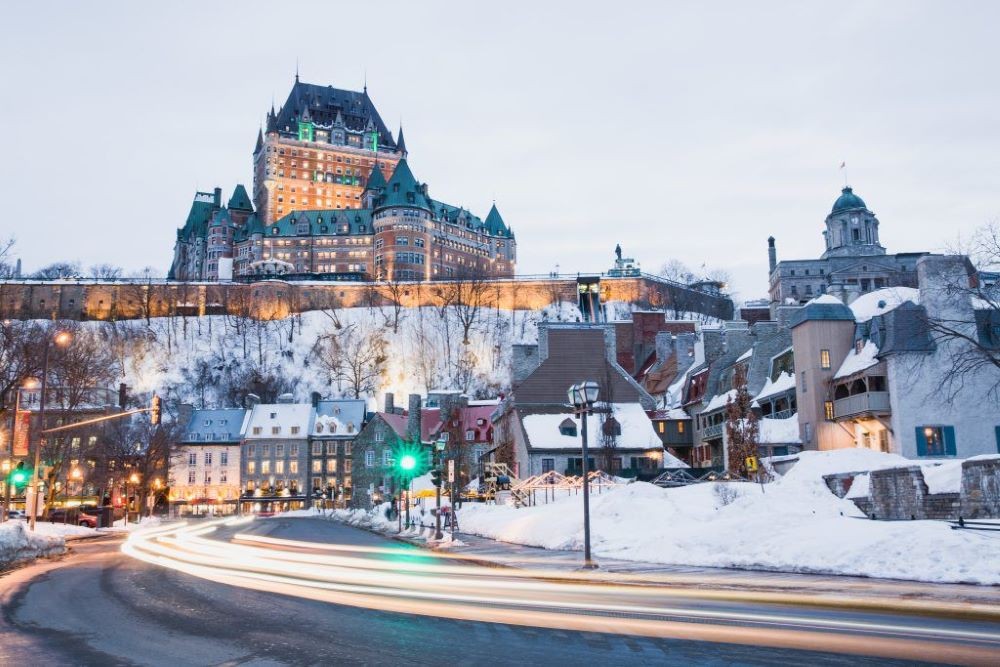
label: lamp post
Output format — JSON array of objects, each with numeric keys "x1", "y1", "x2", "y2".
[
  {"x1": 29, "y1": 330, "x2": 72, "y2": 531},
  {"x1": 568, "y1": 380, "x2": 600, "y2": 570},
  {"x1": 2, "y1": 459, "x2": 10, "y2": 522},
  {"x1": 434, "y1": 439, "x2": 446, "y2": 540},
  {"x1": 126, "y1": 472, "x2": 139, "y2": 525}
]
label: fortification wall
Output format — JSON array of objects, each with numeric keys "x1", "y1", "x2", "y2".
[{"x1": 0, "y1": 275, "x2": 733, "y2": 322}]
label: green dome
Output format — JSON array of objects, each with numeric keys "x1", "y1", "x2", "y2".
[{"x1": 831, "y1": 186, "x2": 866, "y2": 213}]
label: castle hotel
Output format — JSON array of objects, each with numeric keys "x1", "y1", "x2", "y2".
[{"x1": 170, "y1": 77, "x2": 516, "y2": 282}]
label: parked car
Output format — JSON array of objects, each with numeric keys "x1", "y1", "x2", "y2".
[
  {"x1": 5, "y1": 509, "x2": 26, "y2": 520},
  {"x1": 47, "y1": 507, "x2": 98, "y2": 528}
]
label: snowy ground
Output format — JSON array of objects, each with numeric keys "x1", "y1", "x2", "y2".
[{"x1": 454, "y1": 450, "x2": 1000, "y2": 585}]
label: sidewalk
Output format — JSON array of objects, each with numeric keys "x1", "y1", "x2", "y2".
[{"x1": 378, "y1": 522, "x2": 1000, "y2": 617}]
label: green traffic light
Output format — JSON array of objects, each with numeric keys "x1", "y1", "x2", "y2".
[
  {"x1": 399, "y1": 454, "x2": 417, "y2": 471},
  {"x1": 11, "y1": 471, "x2": 27, "y2": 484}
]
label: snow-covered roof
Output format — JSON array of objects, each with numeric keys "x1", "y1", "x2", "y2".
[
  {"x1": 754, "y1": 371, "x2": 796, "y2": 403},
  {"x1": 313, "y1": 399, "x2": 365, "y2": 438},
  {"x1": 809, "y1": 294, "x2": 844, "y2": 306},
  {"x1": 703, "y1": 389, "x2": 737, "y2": 413},
  {"x1": 850, "y1": 288, "x2": 920, "y2": 323},
  {"x1": 757, "y1": 416, "x2": 801, "y2": 444},
  {"x1": 521, "y1": 403, "x2": 664, "y2": 451},
  {"x1": 834, "y1": 340, "x2": 880, "y2": 379},
  {"x1": 735, "y1": 347, "x2": 753, "y2": 363},
  {"x1": 244, "y1": 403, "x2": 314, "y2": 439}
]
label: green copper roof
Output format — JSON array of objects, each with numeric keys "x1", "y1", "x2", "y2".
[
  {"x1": 228, "y1": 184, "x2": 253, "y2": 211},
  {"x1": 365, "y1": 164, "x2": 387, "y2": 191},
  {"x1": 484, "y1": 203, "x2": 507, "y2": 236},
  {"x1": 831, "y1": 186, "x2": 867, "y2": 214},
  {"x1": 257, "y1": 209, "x2": 374, "y2": 239},
  {"x1": 377, "y1": 159, "x2": 431, "y2": 211}
]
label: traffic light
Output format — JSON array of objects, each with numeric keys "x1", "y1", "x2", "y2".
[
  {"x1": 9, "y1": 462, "x2": 28, "y2": 489},
  {"x1": 398, "y1": 454, "x2": 417, "y2": 472},
  {"x1": 430, "y1": 467, "x2": 442, "y2": 488},
  {"x1": 392, "y1": 442, "x2": 427, "y2": 480},
  {"x1": 150, "y1": 394, "x2": 162, "y2": 425}
]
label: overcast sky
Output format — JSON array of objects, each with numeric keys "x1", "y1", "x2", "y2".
[{"x1": 2, "y1": 1, "x2": 998, "y2": 299}]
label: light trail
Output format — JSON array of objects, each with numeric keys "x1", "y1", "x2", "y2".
[{"x1": 122, "y1": 519, "x2": 1000, "y2": 664}]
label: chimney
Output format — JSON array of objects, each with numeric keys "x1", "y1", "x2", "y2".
[
  {"x1": 245, "y1": 393, "x2": 261, "y2": 408},
  {"x1": 702, "y1": 329, "x2": 726, "y2": 364},
  {"x1": 768, "y1": 236, "x2": 777, "y2": 274},
  {"x1": 213, "y1": 187, "x2": 222, "y2": 207},
  {"x1": 15, "y1": 258, "x2": 22, "y2": 279},
  {"x1": 406, "y1": 394, "x2": 422, "y2": 443},
  {"x1": 177, "y1": 403, "x2": 194, "y2": 432},
  {"x1": 311, "y1": 391, "x2": 321, "y2": 408},
  {"x1": 674, "y1": 332, "x2": 697, "y2": 375},
  {"x1": 511, "y1": 344, "x2": 540, "y2": 385},
  {"x1": 277, "y1": 393, "x2": 295, "y2": 404},
  {"x1": 384, "y1": 392, "x2": 395, "y2": 414}
]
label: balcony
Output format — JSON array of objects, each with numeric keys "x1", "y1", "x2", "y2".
[
  {"x1": 833, "y1": 391, "x2": 891, "y2": 419},
  {"x1": 702, "y1": 423, "x2": 724, "y2": 440}
]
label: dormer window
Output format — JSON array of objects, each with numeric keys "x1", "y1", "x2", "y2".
[
  {"x1": 316, "y1": 423, "x2": 324, "y2": 433},
  {"x1": 602, "y1": 417, "x2": 622, "y2": 437},
  {"x1": 559, "y1": 418, "x2": 577, "y2": 437}
]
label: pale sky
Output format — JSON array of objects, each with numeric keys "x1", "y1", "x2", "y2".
[{"x1": 2, "y1": 1, "x2": 998, "y2": 300}]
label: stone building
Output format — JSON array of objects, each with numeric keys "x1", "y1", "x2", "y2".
[
  {"x1": 495, "y1": 324, "x2": 675, "y2": 478},
  {"x1": 791, "y1": 256, "x2": 1000, "y2": 458},
  {"x1": 307, "y1": 398, "x2": 365, "y2": 503},
  {"x1": 170, "y1": 78, "x2": 516, "y2": 282},
  {"x1": 169, "y1": 408, "x2": 247, "y2": 516},
  {"x1": 768, "y1": 186, "x2": 932, "y2": 313},
  {"x1": 240, "y1": 399, "x2": 312, "y2": 512}
]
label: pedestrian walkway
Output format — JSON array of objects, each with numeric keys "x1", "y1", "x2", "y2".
[{"x1": 387, "y1": 524, "x2": 1000, "y2": 614}]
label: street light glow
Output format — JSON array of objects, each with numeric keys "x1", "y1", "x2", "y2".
[{"x1": 399, "y1": 454, "x2": 417, "y2": 472}]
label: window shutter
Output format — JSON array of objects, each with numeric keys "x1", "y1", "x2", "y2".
[
  {"x1": 914, "y1": 427, "x2": 927, "y2": 457},
  {"x1": 996, "y1": 426, "x2": 1000, "y2": 454},
  {"x1": 943, "y1": 426, "x2": 956, "y2": 456}
]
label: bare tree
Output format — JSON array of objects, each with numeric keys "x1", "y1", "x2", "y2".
[
  {"x1": 316, "y1": 324, "x2": 388, "y2": 398},
  {"x1": 379, "y1": 277, "x2": 408, "y2": 334},
  {"x1": 923, "y1": 223, "x2": 1000, "y2": 399},
  {"x1": 89, "y1": 263, "x2": 123, "y2": 280},
  {"x1": 32, "y1": 261, "x2": 81, "y2": 280},
  {"x1": 724, "y1": 365, "x2": 759, "y2": 477},
  {"x1": 0, "y1": 237, "x2": 17, "y2": 278}
]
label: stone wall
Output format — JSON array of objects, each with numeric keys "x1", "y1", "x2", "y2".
[
  {"x1": 0, "y1": 275, "x2": 734, "y2": 323},
  {"x1": 823, "y1": 457, "x2": 1000, "y2": 520}
]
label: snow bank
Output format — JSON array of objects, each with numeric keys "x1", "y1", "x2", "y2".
[
  {"x1": 757, "y1": 416, "x2": 801, "y2": 444},
  {"x1": 0, "y1": 521, "x2": 66, "y2": 568},
  {"x1": 457, "y1": 450, "x2": 999, "y2": 584},
  {"x1": 329, "y1": 503, "x2": 398, "y2": 532},
  {"x1": 923, "y1": 461, "x2": 964, "y2": 495}
]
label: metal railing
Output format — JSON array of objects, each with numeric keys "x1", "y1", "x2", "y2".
[{"x1": 834, "y1": 392, "x2": 891, "y2": 418}]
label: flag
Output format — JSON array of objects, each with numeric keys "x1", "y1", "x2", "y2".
[{"x1": 840, "y1": 161, "x2": 846, "y2": 169}]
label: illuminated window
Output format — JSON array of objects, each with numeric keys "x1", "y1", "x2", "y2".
[
  {"x1": 657, "y1": 422, "x2": 665, "y2": 434},
  {"x1": 820, "y1": 349, "x2": 831, "y2": 370},
  {"x1": 824, "y1": 401, "x2": 835, "y2": 420},
  {"x1": 677, "y1": 421, "x2": 685, "y2": 434}
]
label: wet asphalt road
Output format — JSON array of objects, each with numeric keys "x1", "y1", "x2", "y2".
[{"x1": 0, "y1": 518, "x2": 977, "y2": 666}]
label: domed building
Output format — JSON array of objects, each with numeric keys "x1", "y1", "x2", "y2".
[{"x1": 767, "y1": 185, "x2": 932, "y2": 313}]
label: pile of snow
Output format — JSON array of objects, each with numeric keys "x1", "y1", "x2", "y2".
[
  {"x1": 834, "y1": 340, "x2": 880, "y2": 379},
  {"x1": 329, "y1": 503, "x2": 399, "y2": 532},
  {"x1": 757, "y1": 416, "x2": 801, "y2": 444},
  {"x1": 456, "y1": 449, "x2": 1000, "y2": 584},
  {"x1": 850, "y1": 288, "x2": 920, "y2": 323},
  {"x1": 923, "y1": 461, "x2": 964, "y2": 495},
  {"x1": 0, "y1": 521, "x2": 66, "y2": 568}
]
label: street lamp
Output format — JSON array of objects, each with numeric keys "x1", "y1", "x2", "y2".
[
  {"x1": 126, "y1": 472, "x2": 140, "y2": 525},
  {"x1": 1, "y1": 459, "x2": 10, "y2": 522},
  {"x1": 567, "y1": 380, "x2": 600, "y2": 569},
  {"x1": 29, "y1": 329, "x2": 72, "y2": 531},
  {"x1": 434, "y1": 438, "x2": 446, "y2": 540}
]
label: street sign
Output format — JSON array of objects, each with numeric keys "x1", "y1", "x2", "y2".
[
  {"x1": 447, "y1": 459, "x2": 455, "y2": 483},
  {"x1": 745, "y1": 456, "x2": 759, "y2": 472}
]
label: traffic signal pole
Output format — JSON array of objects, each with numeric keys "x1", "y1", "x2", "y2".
[{"x1": 434, "y1": 449, "x2": 443, "y2": 540}]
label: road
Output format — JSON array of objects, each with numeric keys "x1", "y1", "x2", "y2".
[{"x1": 0, "y1": 518, "x2": 997, "y2": 666}]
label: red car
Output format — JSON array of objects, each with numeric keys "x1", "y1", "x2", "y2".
[{"x1": 47, "y1": 507, "x2": 99, "y2": 528}]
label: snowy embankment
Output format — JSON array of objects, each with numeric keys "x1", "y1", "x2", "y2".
[
  {"x1": 456, "y1": 450, "x2": 1000, "y2": 585},
  {"x1": 0, "y1": 521, "x2": 70, "y2": 568}
]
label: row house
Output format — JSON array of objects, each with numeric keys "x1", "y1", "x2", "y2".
[
  {"x1": 495, "y1": 323, "x2": 679, "y2": 480},
  {"x1": 349, "y1": 392, "x2": 497, "y2": 509},
  {"x1": 169, "y1": 408, "x2": 248, "y2": 516}
]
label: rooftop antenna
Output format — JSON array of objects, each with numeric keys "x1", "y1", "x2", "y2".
[
  {"x1": 295, "y1": 58, "x2": 300, "y2": 83},
  {"x1": 840, "y1": 160, "x2": 848, "y2": 187},
  {"x1": 363, "y1": 67, "x2": 367, "y2": 94}
]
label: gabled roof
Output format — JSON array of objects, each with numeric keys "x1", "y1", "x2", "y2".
[
  {"x1": 228, "y1": 184, "x2": 253, "y2": 211},
  {"x1": 788, "y1": 295, "x2": 855, "y2": 329},
  {"x1": 377, "y1": 159, "x2": 431, "y2": 211}
]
